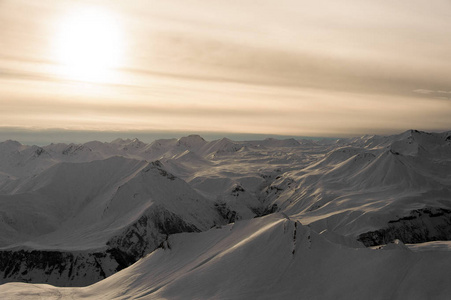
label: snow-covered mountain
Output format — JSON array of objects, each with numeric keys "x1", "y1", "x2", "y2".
[
  {"x1": 0, "y1": 130, "x2": 450, "y2": 298},
  {"x1": 0, "y1": 157, "x2": 225, "y2": 286}
]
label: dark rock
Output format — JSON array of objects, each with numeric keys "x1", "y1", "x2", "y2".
[{"x1": 358, "y1": 207, "x2": 451, "y2": 247}]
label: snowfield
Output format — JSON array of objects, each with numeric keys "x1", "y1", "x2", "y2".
[{"x1": 0, "y1": 130, "x2": 450, "y2": 299}]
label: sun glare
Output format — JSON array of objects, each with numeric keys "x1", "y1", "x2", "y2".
[{"x1": 54, "y1": 7, "x2": 124, "y2": 83}]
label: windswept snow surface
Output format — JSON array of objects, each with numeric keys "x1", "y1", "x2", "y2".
[
  {"x1": 1, "y1": 214, "x2": 451, "y2": 299},
  {"x1": 0, "y1": 130, "x2": 451, "y2": 298}
]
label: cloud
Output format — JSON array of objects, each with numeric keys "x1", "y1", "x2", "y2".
[
  {"x1": 2, "y1": 0, "x2": 451, "y2": 137},
  {"x1": 0, "y1": 68, "x2": 58, "y2": 82},
  {"x1": 413, "y1": 89, "x2": 435, "y2": 94},
  {"x1": 413, "y1": 89, "x2": 451, "y2": 99}
]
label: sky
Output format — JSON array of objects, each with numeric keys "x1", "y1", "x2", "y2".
[{"x1": 1, "y1": 0, "x2": 451, "y2": 144}]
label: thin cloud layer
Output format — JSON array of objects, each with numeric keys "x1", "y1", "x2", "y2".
[
  {"x1": 1, "y1": 0, "x2": 451, "y2": 137},
  {"x1": 413, "y1": 89, "x2": 451, "y2": 100}
]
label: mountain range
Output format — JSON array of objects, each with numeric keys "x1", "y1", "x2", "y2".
[{"x1": 0, "y1": 130, "x2": 450, "y2": 299}]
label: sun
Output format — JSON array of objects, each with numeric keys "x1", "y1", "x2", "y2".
[{"x1": 53, "y1": 7, "x2": 124, "y2": 83}]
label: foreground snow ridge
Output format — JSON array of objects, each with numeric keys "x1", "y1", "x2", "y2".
[{"x1": 0, "y1": 130, "x2": 450, "y2": 299}]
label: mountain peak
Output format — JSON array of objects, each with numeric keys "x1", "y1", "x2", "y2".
[
  {"x1": 0, "y1": 139, "x2": 22, "y2": 149},
  {"x1": 177, "y1": 135, "x2": 207, "y2": 149},
  {"x1": 143, "y1": 160, "x2": 177, "y2": 180}
]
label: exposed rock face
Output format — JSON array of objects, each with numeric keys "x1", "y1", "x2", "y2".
[
  {"x1": 260, "y1": 203, "x2": 279, "y2": 216},
  {"x1": 0, "y1": 207, "x2": 203, "y2": 287},
  {"x1": 0, "y1": 250, "x2": 114, "y2": 286},
  {"x1": 107, "y1": 207, "x2": 200, "y2": 264},
  {"x1": 215, "y1": 203, "x2": 238, "y2": 223},
  {"x1": 358, "y1": 207, "x2": 451, "y2": 247}
]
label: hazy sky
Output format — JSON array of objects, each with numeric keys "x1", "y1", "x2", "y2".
[{"x1": 1, "y1": 0, "x2": 451, "y2": 141}]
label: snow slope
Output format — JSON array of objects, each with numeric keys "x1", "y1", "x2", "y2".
[{"x1": 1, "y1": 214, "x2": 451, "y2": 299}]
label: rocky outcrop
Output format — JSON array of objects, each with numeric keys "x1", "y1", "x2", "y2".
[
  {"x1": 358, "y1": 207, "x2": 451, "y2": 246},
  {"x1": 215, "y1": 203, "x2": 237, "y2": 223},
  {"x1": 107, "y1": 207, "x2": 200, "y2": 264},
  {"x1": 0, "y1": 250, "x2": 115, "y2": 286}
]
